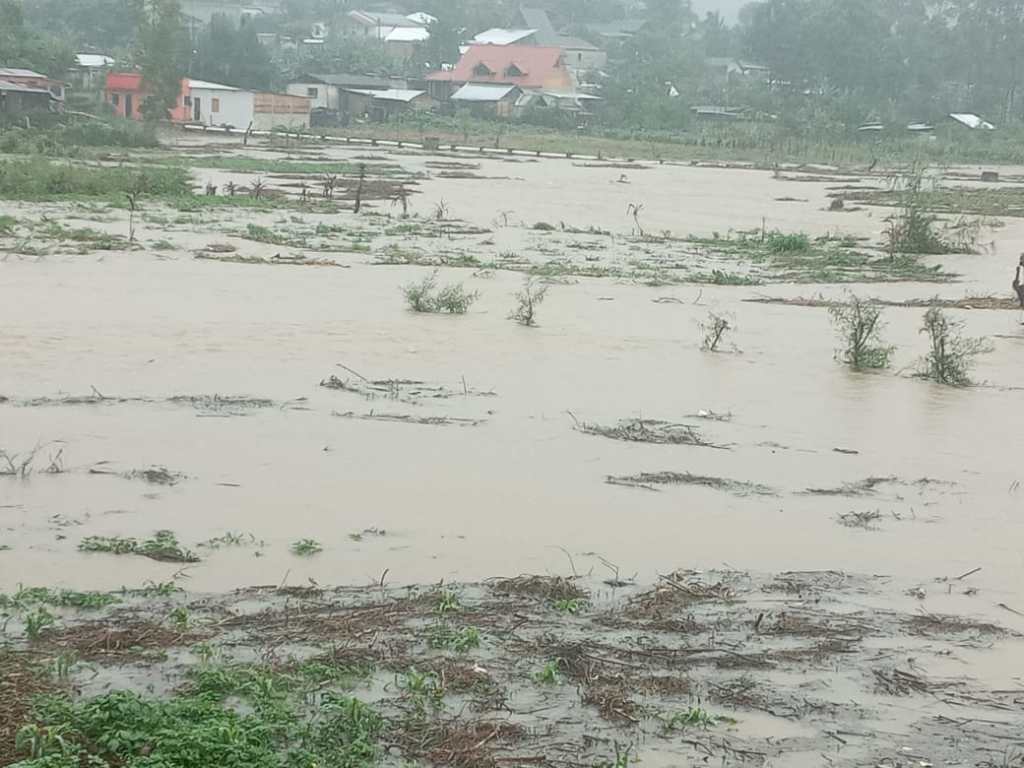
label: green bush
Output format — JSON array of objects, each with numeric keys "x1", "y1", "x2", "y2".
[
  {"x1": 0, "y1": 159, "x2": 190, "y2": 200},
  {"x1": 766, "y1": 232, "x2": 811, "y2": 253}
]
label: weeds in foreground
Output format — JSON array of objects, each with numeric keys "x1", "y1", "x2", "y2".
[
  {"x1": 700, "y1": 312, "x2": 734, "y2": 352},
  {"x1": 510, "y1": 276, "x2": 548, "y2": 327},
  {"x1": 24, "y1": 607, "x2": 56, "y2": 641},
  {"x1": 829, "y1": 295, "x2": 894, "y2": 369},
  {"x1": 290, "y1": 538, "x2": 323, "y2": 557},
  {"x1": 427, "y1": 625, "x2": 481, "y2": 653},
  {"x1": 435, "y1": 589, "x2": 461, "y2": 615},
  {"x1": 0, "y1": 587, "x2": 119, "y2": 611},
  {"x1": 15, "y1": 685, "x2": 384, "y2": 768},
  {"x1": 918, "y1": 307, "x2": 992, "y2": 386},
  {"x1": 401, "y1": 271, "x2": 479, "y2": 314}
]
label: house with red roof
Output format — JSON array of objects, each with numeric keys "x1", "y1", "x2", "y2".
[{"x1": 426, "y1": 45, "x2": 575, "y2": 102}]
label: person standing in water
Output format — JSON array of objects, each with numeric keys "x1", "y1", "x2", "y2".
[{"x1": 1015, "y1": 254, "x2": 1024, "y2": 310}]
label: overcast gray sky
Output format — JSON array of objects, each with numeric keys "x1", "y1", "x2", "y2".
[{"x1": 691, "y1": 0, "x2": 749, "y2": 23}]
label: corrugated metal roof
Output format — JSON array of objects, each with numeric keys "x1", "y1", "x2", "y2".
[
  {"x1": 451, "y1": 83, "x2": 519, "y2": 102},
  {"x1": 0, "y1": 67, "x2": 46, "y2": 79},
  {"x1": 0, "y1": 78, "x2": 52, "y2": 95},
  {"x1": 950, "y1": 113, "x2": 995, "y2": 130},
  {"x1": 346, "y1": 88, "x2": 426, "y2": 103},
  {"x1": 348, "y1": 10, "x2": 423, "y2": 27},
  {"x1": 472, "y1": 28, "x2": 536, "y2": 46},
  {"x1": 75, "y1": 54, "x2": 115, "y2": 68},
  {"x1": 187, "y1": 79, "x2": 242, "y2": 91},
  {"x1": 304, "y1": 73, "x2": 402, "y2": 89},
  {"x1": 385, "y1": 27, "x2": 429, "y2": 42}
]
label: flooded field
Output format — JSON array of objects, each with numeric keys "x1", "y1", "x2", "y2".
[{"x1": 2, "y1": 134, "x2": 1023, "y2": 767}]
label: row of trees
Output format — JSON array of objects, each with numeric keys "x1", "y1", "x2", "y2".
[{"x1": 740, "y1": 0, "x2": 1024, "y2": 124}]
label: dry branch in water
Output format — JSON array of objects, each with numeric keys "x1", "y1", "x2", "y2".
[
  {"x1": 571, "y1": 416, "x2": 725, "y2": 448},
  {"x1": 606, "y1": 471, "x2": 774, "y2": 496},
  {"x1": 332, "y1": 411, "x2": 485, "y2": 427}
]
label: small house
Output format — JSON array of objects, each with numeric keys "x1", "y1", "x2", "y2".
[
  {"x1": 427, "y1": 45, "x2": 576, "y2": 102},
  {"x1": 105, "y1": 72, "x2": 150, "y2": 119},
  {"x1": 450, "y1": 83, "x2": 522, "y2": 118},
  {"x1": 287, "y1": 73, "x2": 410, "y2": 120},
  {"x1": 0, "y1": 68, "x2": 65, "y2": 103},
  {"x1": 0, "y1": 79, "x2": 57, "y2": 115},
  {"x1": 185, "y1": 79, "x2": 254, "y2": 128}
]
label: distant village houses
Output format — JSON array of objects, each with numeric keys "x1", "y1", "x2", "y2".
[{"x1": 104, "y1": 73, "x2": 310, "y2": 130}]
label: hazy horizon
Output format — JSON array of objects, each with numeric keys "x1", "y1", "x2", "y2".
[{"x1": 691, "y1": 0, "x2": 749, "y2": 23}]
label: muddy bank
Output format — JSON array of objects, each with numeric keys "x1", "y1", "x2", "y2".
[{"x1": 2, "y1": 567, "x2": 1021, "y2": 768}]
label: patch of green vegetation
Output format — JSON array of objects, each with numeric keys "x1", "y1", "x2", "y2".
[
  {"x1": 176, "y1": 155, "x2": 406, "y2": 178},
  {"x1": 36, "y1": 221, "x2": 124, "y2": 250},
  {"x1": 78, "y1": 531, "x2": 199, "y2": 563},
  {"x1": 243, "y1": 223, "x2": 295, "y2": 246},
  {"x1": 0, "y1": 120, "x2": 159, "y2": 157},
  {"x1": 122, "y1": 580, "x2": 184, "y2": 598},
  {"x1": 0, "y1": 587, "x2": 120, "y2": 611},
  {"x1": 918, "y1": 306, "x2": 992, "y2": 386},
  {"x1": 151, "y1": 238, "x2": 175, "y2": 250},
  {"x1": 0, "y1": 214, "x2": 17, "y2": 233},
  {"x1": 553, "y1": 598, "x2": 586, "y2": 615},
  {"x1": 840, "y1": 186, "x2": 1024, "y2": 218},
  {"x1": 533, "y1": 660, "x2": 562, "y2": 685},
  {"x1": 0, "y1": 159, "x2": 190, "y2": 201},
  {"x1": 23, "y1": 607, "x2": 57, "y2": 641},
  {"x1": 766, "y1": 231, "x2": 811, "y2": 253},
  {"x1": 15, "y1": 683, "x2": 383, "y2": 768},
  {"x1": 290, "y1": 538, "x2": 323, "y2": 557},
  {"x1": 435, "y1": 589, "x2": 461, "y2": 615},
  {"x1": 427, "y1": 625, "x2": 481, "y2": 653}
]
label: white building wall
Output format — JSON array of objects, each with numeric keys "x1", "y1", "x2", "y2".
[{"x1": 191, "y1": 87, "x2": 254, "y2": 128}]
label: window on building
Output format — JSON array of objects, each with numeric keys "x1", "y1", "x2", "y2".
[
  {"x1": 212, "y1": 97, "x2": 220, "y2": 113},
  {"x1": 307, "y1": 87, "x2": 318, "y2": 98},
  {"x1": 184, "y1": 95, "x2": 192, "y2": 106},
  {"x1": 473, "y1": 63, "x2": 493, "y2": 77},
  {"x1": 505, "y1": 63, "x2": 524, "y2": 77},
  {"x1": 111, "y1": 93, "x2": 120, "y2": 106}
]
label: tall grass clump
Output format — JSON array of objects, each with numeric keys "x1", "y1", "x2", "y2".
[
  {"x1": 766, "y1": 231, "x2": 811, "y2": 253},
  {"x1": 0, "y1": 159, "x2": 190, "y2": 200},
  {"x1": 828, "y1": 295, "x2": 893, "y2": 369}
]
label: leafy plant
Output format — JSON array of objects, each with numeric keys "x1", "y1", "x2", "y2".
[
  {"x1": 534, "y1": 660, "x2": 562, "y2": 685},
  {"x1": 553, "y1": 598, "x2": 585, "y2": 615},
  {"x1": 79, "y1": 531, "x2": 198, "y2": 563},
  {"x1": 427, "y1": 625, "x2": 481, "y2": 652},
  {"x1": 291, "y1": 538, "x2": 323, "y2": 557},
  {"x1": 435, "y1": 589, "x2": 461, "y2": 615},
  {"x1": 510, "y1": 277, "x2": 549, "y2": 327},
  {"x1": 658, "y1": 705, "x2": 734, "y2": 730},
  {"x1": 918, "y1": 307, "x2": 992, "y2": 386},
  {"x1": 828, "y1": 295, "x2": 894, "y2": 369},
  {"x1": 25, "y1": 607, "x2": 56, "y2": 641}
]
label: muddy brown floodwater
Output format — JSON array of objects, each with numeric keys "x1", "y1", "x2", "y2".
[{"x1": 1, "y1": 135, "x2": 1023, "y2": 765}]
